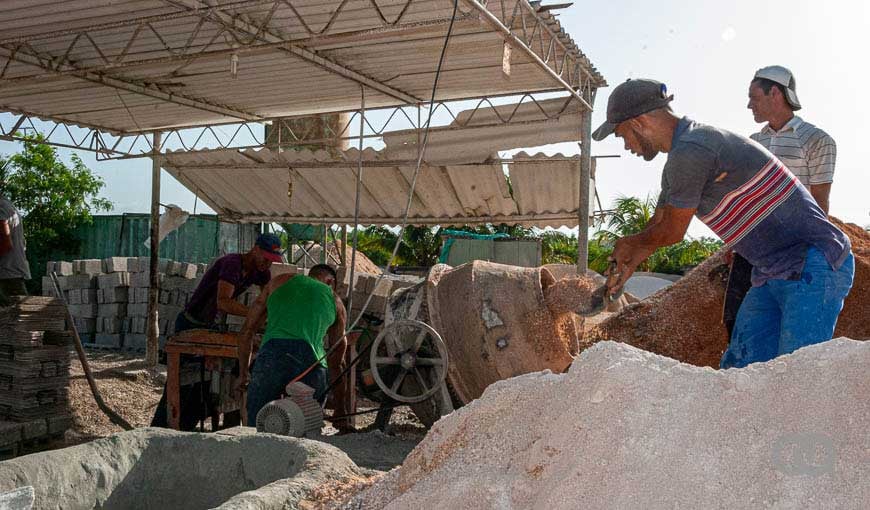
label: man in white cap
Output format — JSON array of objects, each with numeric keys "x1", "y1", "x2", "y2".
[
  {"x1": 747, "y1": 65, "x2": 836, "y2": 213},
  {"x1": 724, "y1": 66, "x2": 839, "y2": 337}
]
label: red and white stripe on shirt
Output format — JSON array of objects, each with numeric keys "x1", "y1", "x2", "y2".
[{"x1": 700, "y1": 158, "x2": 799, "y2": 245}]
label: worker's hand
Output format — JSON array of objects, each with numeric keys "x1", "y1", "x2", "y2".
[
  {"x1": 608, "y1": 237, "x2": 654, "y2": 297},
  {"x1": 724, "y1": 249, "x2": 735, "y2": 266},
  {"x1": 235, "y1": 372, "x2": 250, "y2": 397}
]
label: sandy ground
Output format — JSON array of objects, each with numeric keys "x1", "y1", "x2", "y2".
[{"x1": 49, "y1": 350, "x2": 425, "y2": 472}]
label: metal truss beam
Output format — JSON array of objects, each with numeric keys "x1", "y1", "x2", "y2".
[
  {"x1": 0, "y1": 0, "x2": 279, "y2": 46},
  {"x1": 462, "y1": 0, "x2": 601, "y2": 108},
  {"x1": 164, "y1": 0, "x2": 422, "y2": 104},
  {"x1": 0, "y1": 111, "x2": 138, "y2": 157},
  {"x1": 0, "y1": 47, "x2": 264, "y2": 122},
  {"x1": 97, "y1": 92, "x2": 581, "y2": 159}
]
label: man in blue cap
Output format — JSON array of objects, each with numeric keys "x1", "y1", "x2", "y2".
[
  {"x1": 593, "y1": 78, "x2": 853, "y2": 369},
  {"x1": 151, "y1": 232, "x2": 282, "y2": 429}
]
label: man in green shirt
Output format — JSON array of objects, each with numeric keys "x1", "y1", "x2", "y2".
[{"x1": 238, "y1": 264, "x2": 346, "y2": 425}]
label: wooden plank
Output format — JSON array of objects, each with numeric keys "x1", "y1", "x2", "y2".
[{"x1": 166, "y1": 351, "x2": 181, "y2": 430}]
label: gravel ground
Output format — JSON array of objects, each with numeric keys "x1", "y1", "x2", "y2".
[{"x1": 53, "y1": 351, "x2": 426, "y2": 473}]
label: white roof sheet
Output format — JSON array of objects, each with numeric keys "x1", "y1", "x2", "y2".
[
  {"x1": 162, "y1": 147, "x2": 590, "y2": 227},
  {"x1": 0, "y1": 0, "x2": 604, "y2": 133}
]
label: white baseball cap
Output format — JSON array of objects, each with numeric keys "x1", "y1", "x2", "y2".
[{"x1": 753, "y1": 65, "x2": 801, "y2": 110}]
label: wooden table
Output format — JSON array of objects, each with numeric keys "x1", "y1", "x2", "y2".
[{"x1": 164, "y1": 330, "x2": 241, "y2": 430}]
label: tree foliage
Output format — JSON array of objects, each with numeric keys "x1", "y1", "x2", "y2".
[
  {"x1": 591, "y1": 195, "x2": 722, "y2": 274},
  {"x1": 0, "y1": 136, "x2": 113, "y2": 290},
  {"x1": 330, "y1": 194, "x2": 722, "y2": 274}
]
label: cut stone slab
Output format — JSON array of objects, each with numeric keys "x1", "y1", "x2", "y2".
[
  {"x1": 0, "y1": 428, "x2": 365, "y2": 510},
  {"x1": 350, "y1": 338, "x2": 870, "y2": 509}
]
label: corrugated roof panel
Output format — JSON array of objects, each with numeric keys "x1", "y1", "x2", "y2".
[{"x1": 162, "y1": 145, "x2": 584, "y2": 226}]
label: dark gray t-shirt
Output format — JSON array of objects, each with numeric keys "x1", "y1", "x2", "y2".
[
  {"x1": 0, "y1": 197, "x2": 30, "y2": 280},
  {"x1": 659, "y1": 118, "x2": 850, "y2": 286}
]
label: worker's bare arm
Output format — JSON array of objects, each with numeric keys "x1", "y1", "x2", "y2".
[
  {"x1": 809, "y1": 183, "x2": 831, "y2": 215},
  {"x1": 0, "y1": 219, "x2": 12, "y2": 256},
  {"x1": 326, "y1": 295, "x2": 347, "y2": 353},
  {"x1": 237, "y1": 274, "x2": 294, "y2": 382},
  {"x1": 610, "y1": 205, "x2": 695, "y2": 292},
  {"x1": 216, "y1": 280, "x2": 251, "y2": 317}
]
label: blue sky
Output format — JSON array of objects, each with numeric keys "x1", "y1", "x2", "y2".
[{"x1": 1, "y1": 0, "x2": 867, "y2": 236}]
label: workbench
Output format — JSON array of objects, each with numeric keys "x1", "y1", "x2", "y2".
[{"x1": 164, "y1": 330, "x2": 243, "y2": 430}]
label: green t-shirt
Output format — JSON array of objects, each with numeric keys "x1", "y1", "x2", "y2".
[{"x1": 262, "y1": 275, "x2": 336, "y2": 367}]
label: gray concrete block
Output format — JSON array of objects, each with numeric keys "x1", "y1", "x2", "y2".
[
  {"x1": 74, "y1": 317, "x2": 96, "y2": 334},
  {"x1": 128, "y1": 303, "x2": 148, "y2": 316},
  {"x1": 98, "y1": 287, "x2": 128, "y2": 304},
  {"x1": 97, "y1": 272, "x2": 130, "y2": 289},
  {"x1": 98, "y1": 303, "x2": 127, "y2": 317},
  {"x1": 65, "y1": 274, "x2": 95, "y2": 289},
  {"x1": 81, "y1": 289, "x2": 98, "y2": 304},
  {"x1": 179, "y1": 263, "x2": 198, "y2": 279},
  {"x1": 75, "y1": 259, "x2": 103, "y2": 275},
  {"x1": 102, "y1": 257, "x2": 128, "y2": 273},
  {"x1": 131, "y1": 272, "x2": 163, "y2": 288},
  {"x1": 125, "y1": 257, "x2": 139, "y2": 272},
  {"x1": 100, "y1": 317, "x2": 123, "y2": 334},
  {"x1": 53, "y1": 261, "x2": 74, "y2": 276},
  {"x1": 67, "y1": 289, "x2": 82, "y2": 305},
  {"x1": 68, "y1": 304, "x2": 97, "y2": 318},
  {"x1": 159, "y1": 290, "x2": 170, "y2": 304},
  {"x1": 95, "y1": 334, "x2": 123, "y2": 349}
]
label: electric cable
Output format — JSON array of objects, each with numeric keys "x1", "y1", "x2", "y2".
[{"x1": 343, "y1": 0, "x2": 459, "y2": 335}]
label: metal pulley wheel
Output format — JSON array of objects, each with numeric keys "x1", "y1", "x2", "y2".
[{"x1": 369, "y1": 319, "x2": 448, "y2": 403}]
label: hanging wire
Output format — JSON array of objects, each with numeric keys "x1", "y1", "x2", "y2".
[{"x1": 343, "y1": 0, "x2": 459, "y2": 335}]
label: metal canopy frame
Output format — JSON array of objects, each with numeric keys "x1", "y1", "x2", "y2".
[{"x1": 0, "y1": 0, "x2": 604, "y2": 363}]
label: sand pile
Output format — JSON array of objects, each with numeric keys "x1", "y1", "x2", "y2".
[
  {"x1": 345, "y1": 338, "x2": 869, "y2": 509},
  {"x1": 830, "y1": 218, "x2": 870, "y2": 339},
  {"x1": 586, "y1": 251, "x2": 731, "y2": 367},
  {"x1": 586, "y1": 218, "x2": 870, "y2": 367}
]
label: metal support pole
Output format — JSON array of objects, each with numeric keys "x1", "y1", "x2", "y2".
[
  {"x1": 346, "y1": 86, "x2": 365, "y2": 311},
  {"x1": 319, "y1": 223, "x2": 327, "y2": 264},
  {"x1": 340, "y1": 226, "x2": 348, "y2": 266},
  {"x1": 577, "y1": 104, "x2": 593, "y2": 275},
  {"x1": 146, "y1": 131, "x2": 162, "y2": 366}
]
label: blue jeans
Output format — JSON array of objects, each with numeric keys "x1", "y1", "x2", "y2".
[
  {"x1": 721, "y1": 247, "x2": 854, "y2": 369},
  {"x1": 246, "y1": 339, "x2": 328, "y2": 425}
]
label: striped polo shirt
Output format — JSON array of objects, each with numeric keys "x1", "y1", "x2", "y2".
[
  {"x1": 658, "y1": 117, "x2": 850, "y2": 286},
  {"x1": 750, "y1": 116, "x2": 836, "y2": 185}
]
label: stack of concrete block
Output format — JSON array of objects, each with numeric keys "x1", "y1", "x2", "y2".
[
  {"x1": 0, "y1": 297, "x2": 74, "y2": 457},
  {"x1": 336, "y1": 267, "x2": 421, "y2": 321},
  {"x1": 122, "y1": 257, "x2": 201, "y2": 352},
  {"x1": 45, "y1": 257, "x2": 203, "y2": 352}
]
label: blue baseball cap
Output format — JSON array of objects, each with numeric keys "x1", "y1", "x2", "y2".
[{"x1": 255, "y1": 232, "x2": 283, "y2": 262}]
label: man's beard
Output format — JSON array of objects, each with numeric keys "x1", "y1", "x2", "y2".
[{"x1": 639, "y1": 136, "x2": 658, "y2": 161}]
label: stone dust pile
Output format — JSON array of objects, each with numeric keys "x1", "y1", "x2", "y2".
[{"x1": 345, "y1": 338, "x2": 869, "y2": 509}]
